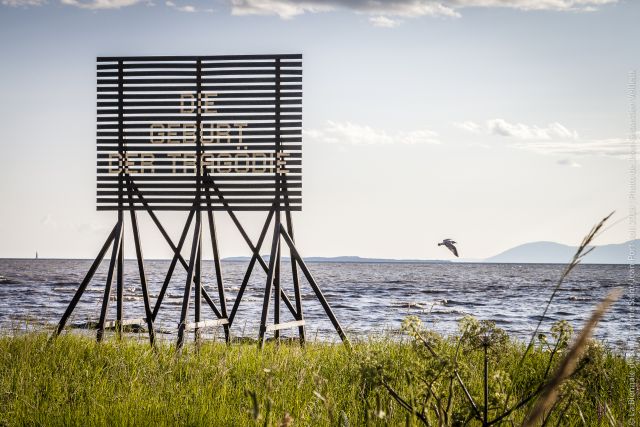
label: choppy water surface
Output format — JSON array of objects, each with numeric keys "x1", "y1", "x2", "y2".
[{"x1": 0, "y1": 259, "x2": 637, "y2": 347}]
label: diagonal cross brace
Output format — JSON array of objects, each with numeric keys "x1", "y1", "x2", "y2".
[
  {"x1": 202, "y1": 174, "x2": 299, "y2": 320},
  {"x1": 129, "y1": 185, "x2": 225, "y2": 321},
  {"x1": 129, "y1": 178, "x2": 298, "y2": 328}
]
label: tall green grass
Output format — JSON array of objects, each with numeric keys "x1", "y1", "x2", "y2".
[{"x1": 0, "y1": 331, "x2": 636, "y2": 426}]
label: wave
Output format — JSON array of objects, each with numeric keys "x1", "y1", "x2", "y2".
[
  {"x1": 48, "y1": 282, "x2": 79, "y2": 287},
  {"x1": 385, "y1": 280, "x2": 423, "y2": 285},
  {"x1": 567, "y1": 296, "x2": 591, "y2": 301}
]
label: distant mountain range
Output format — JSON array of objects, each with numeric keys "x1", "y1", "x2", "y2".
[
  {"x1": 484, "y1": 239, "x2": 638, "y2": 264},
  {"x1": 223, "y1": 240, "x2": 637, "y2": 265},
  {"x1": 223, "y1": 255, "x2": 449, "y2": 264}
]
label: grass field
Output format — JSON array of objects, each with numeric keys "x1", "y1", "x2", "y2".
[{"x1": 0, "y1": 327, "x2": 637, "y2": 426}]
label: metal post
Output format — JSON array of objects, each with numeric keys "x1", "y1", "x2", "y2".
[
  {"x1": 115, "y1": 59, "x2": 124, "y2": 339},
  {"x1": 194, "y1": 229, "x2": 202, "y2": 343},
  {"x1": 207, "y1": 205, "x2": 230, "y2": 342},
  {"x1": 176, "y1": 210, "x2": 201, "y2": 350},
  {"x1": 272, "y1": 57, "x2": 282, "y2": 342},
  {"x1": 97, "y1": 219, "x2": 123, "y2": 342},
  {"x1": 129, "y1": 204, "x2": 155, "y2": 346},
  {"x1": 258, "y1": 223, "x2": 281, "y2": 348},
  {"x1": 274, "y1": 239, "x2": 281, "y2": 341},
  {"x1": 116, "y1": 222, "x2": 123, "y2": 339},
  {"x1": 286, "y1": 211, "x2": 305, "y2": 344}
]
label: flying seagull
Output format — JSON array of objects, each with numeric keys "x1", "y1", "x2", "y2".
[{"x1": 438, "y1": 239, "x2": 459, "y2": 257}]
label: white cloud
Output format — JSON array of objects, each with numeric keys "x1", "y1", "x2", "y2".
[
  {"x1": 4, "y1": 0, "x2": 616, "y2": 18},
  {"x1": 228, "y1": 0, "x2": 616, "y2": 21},
  {"x1": 454, "y1": 0, "x2": 616, "y2": 12},
  {"x1": 229, "y1": 0, "x2": 459, "y2": 19},
  {"x1": 61, "y1": 0, "x2": 144, "y2": 8},
  {"x1": 486, "y1": 118, "x2": 578, "y2": 140},
  {"x1": 306, "y1": 120, "x2": 440, "y2": 145},
  {"x1": 229, "y1": 0, "x2": 334, "y2": 18},
  {"x1": 457, "y1": 118, "x2": 632, "y2": 159},
  {"x1": 369, "y1": 15, "x2": 401, "y2": 28},
  {"x1": 454, "y1": 120, "x2": 483, "y2": 134},
  {"x1": 460, "y1": 119, "x2": 579, "y2": 140},
  {"x1": 516, "y1": 138, "x2": 631, "y2": 158},
  {"x1": 1, "y1": 0, "x2": 46, "y2": 6},
  {"x1": 166, "y1": 0, "x2": 196, "y2": 11},
  {"x1": 557, "y1": 158, "x2": 582, "y2": 167}
]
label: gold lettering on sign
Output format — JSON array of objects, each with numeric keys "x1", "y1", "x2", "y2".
[
  {"x1": 217, "y1": 123, "x2": 230, "y2": 144},
  {"x1": 276, "y1": 152, "x2": 289, "y2": 175},
  {"x1": 150, "y1": 123, "x2": 164, "y2": 143},
  {"x1": 253, "y1": 152, "x2": 267, "y2": 174},
  {"x1": 140, "y1": 153, "x2": 155, "y2": 174},
  {"x1": 200, "y1": 92, "x2": 217, "y2": 113},
  {"x1": 180, "y1": 93, "x2": 195, "y2": 114},
  {"x1": 235, "y1": 123, "x2": 247, "y2": 140},
  {"x1": 201, "y1": 154, "x2": 214, "y2": 174},
  {"x1": 166, "y1": 123, "x2": 180, "y2": 143},
  {"x1": 180, "y1": 93, "x2": 217, "y2": 114},
  {"x1": 234, "y1": 152, "x2": 249, "y2": 173},
  {"x1": 201, "y1": 122, "x2": 214, "y2": 144},
  {"x1": 184, "y1": 123, "x2": 196, "y2": 142},
  {"x1": 108, "y1": 153, "x2": 120, "y2": 174},
  {"x1": 167, "y1": 153, "x2": 182, "y2": 174},
  {"x1": 183, "y1": 154, "x2": 196, "y2": 173},
  {"x1": 137, "y1": 92, "x2": 285, "y2": 176},
  {"x1": 123, "y1": 154, "x2": 135, "y2": 174}
]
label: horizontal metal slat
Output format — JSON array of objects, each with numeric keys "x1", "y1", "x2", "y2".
[
  {"x1": 97, "y1": 114, "x2": 302, "y2": 122},
  {"x1": 98, "y1": 182, "x2": 302, "y2": 189},
  {"x1": 98, "y1": 99, "x2": 300, "y2": 107},
  {"x1": 98, "y1": 107, "x2": 302, "y2": 115},
  {"x1": 97, "y1": 197, "x2": 302, "y2": 204},
  {"x1": 98, "y1": 190, "x2": 301, "y2": 196},
  {"x1": 98, "y1": 77, "x2": 301, "y2": 85},
  {"x1": 97, "y1": 84, "x2": 302, "y2": 93},
  {"x1": 97, "y1": 54, "x2": 301, "y2": 62},
  {"x1": 98, "y1": 91, "x2": 302, "y2": 100},
  {"x1": 97, "y1": 69, "x2": 302, "y2": 77},
  {"x1": 97, "y1": 205, "x2": 302, "y2": 211}
]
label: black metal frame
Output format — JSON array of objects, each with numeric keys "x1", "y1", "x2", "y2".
[{"x1": 53, "y1": 55, "x2": 350, "y2": 349}]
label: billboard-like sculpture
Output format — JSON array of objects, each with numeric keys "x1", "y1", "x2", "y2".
[
  {"x1": 96, "y1": 54, "x2": 301, "y2": 211},
  {"x1": 54, "y1": 54, "x2": 349, "y2": 349}
]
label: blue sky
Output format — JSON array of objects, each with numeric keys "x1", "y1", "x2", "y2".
[{"x1": 0, "y1": 0, "x2": 637, "y2": 260}]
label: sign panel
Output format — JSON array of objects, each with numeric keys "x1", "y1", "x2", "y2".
[{"x1": 96, "y1": 54, "x2": 302, "y2": 211}]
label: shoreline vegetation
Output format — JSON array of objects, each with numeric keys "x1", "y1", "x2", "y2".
[
  {"x1": 0, "y1": 215, "x2": 638, "y2": 425},
  {"x1": 0, "y1": 326, "x2": 637, "y2": 426}
]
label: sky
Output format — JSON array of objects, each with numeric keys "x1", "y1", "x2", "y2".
[{"x1": 0, "y1": 0, "x2": 637, "y2": 260}]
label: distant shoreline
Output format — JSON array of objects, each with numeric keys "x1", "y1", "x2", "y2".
[
  {"x1": 8, "y1": 238, "x2": 636, "y2": 264},
  {"x1": 0, "y1": 257, "x2": 632, "y2": 265}
]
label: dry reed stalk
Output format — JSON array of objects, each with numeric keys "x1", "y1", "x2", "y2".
[{"x1": 522, "y1": 288, "x2": 623, "y2": 427}]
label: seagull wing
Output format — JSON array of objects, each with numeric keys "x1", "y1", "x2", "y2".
[{"x1": 445, "y1": 241, "x2": 459, "y2": 257}]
